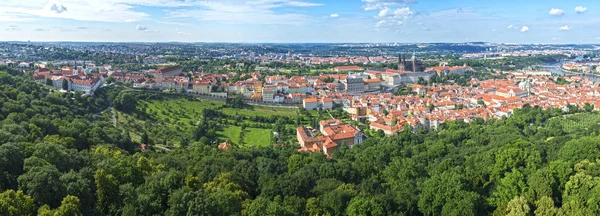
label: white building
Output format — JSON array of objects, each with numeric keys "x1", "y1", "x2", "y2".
[
  {"x1": 344, "y1": 77, "x2": 365, "y2": 94},
  {"x1": 303, "y1": 97, "x2": 319, "y2": 110},
  {"x1": 70, "y1": 77, "x2": 103, "y2": 94},
  {"x1": 262, "y1": 87, "x2": 276, "y2": 102},
  {"x1": 321, "y1": 98, "x2": 333, "y2": 110}
]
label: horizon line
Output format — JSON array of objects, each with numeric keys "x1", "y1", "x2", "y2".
[{"x1": 1, "y1": 41, "x2": 599, "y2": 46}]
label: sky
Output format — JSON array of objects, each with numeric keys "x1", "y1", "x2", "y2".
[{"x1": 0, "y1": 0, "x2": 599, "y2": 43}]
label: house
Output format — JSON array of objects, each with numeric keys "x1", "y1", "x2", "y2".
[
  {"x1": 319, "y1": 120, "x2": 364, "y2": 147},
  {"x1": 369, "y1": 119, "x2": 406, "y2": 136},
  {"x1": 133, "y1": 79, "x2": 145, "y2": 88},
  {"x1": 274, "y1": 93, "x2": 286, "y2": 103},
  {"x1": 321, "y1": 98, "x2": 333, "y2": 110},
  {"x1": 267, "y1": 75, "x2": 287, "y2": 84},
  {"x1": 262, "y1": 87, "x2": 276, "y2": 102},
  {"x1": 218, "y1": 141, "x2": 232, "y2": 150},
  {"x1": 32, "y1": 74, "x2": 46, "y2": 83},
  {"x1": 193, "y1": 81, "x2": 212, "y2": 94},
  {"x1": 70, "y1": 77, "x2": 103, "y2": 94},
  {"x1": 381, "y1": 73, "x2": 402, "y2": 85},
  {"x1": 364, "y1": 78, "x2": 382, "y2": 90},
  {"x1": 150, "y1": 66, "x2": 182, "y2": 79},
  {"x1": 303, "y1": 97, "x2": 319, "y2": 110},
  {"x1": 297, "y1": 119, "x2": 364, "y2": 158},
  {"x1": 289, "y1": 93, "x2": 306, "y2": 104},
  {"x1": 344, "y1": 77, "x2": 365, "y2": 94},
  {"x1": 496, "y1": 87, "x2": 528, "y2": 98}
]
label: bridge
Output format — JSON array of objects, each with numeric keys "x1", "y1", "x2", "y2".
[{"x1": 534, "y1": 65, "x2": 600, "y2": 79}]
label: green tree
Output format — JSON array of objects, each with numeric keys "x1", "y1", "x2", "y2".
[
  {"x1": 46, "y1": 195, "x2": 82, "y2": 216},
  {"x1": 0, "y1": 190, "x2": 36, "y2": 216},
  {"x1": 0, "y1": 143, "x2": 24, "y2": 190},
  {"x1": 166, "y1": 187, "x2": 209, "y2": 216},
  {"x1": 94, "y1": 169, "x2": 120, "y2": 215},
  {"x1": 489, "y1": 170, "x2": 527, "y2": 208},
  {"x1": 561, "y1": 162, "x2": 600, "y2": 215},
  {"x1": 59, "y1": 171, "x2": 94, "y2": 215},
  {"x1": 305, "y1": 197, "x2": 326, "y2": 216},
  {"x1": 346, "y1": 196, "x2": 387, "y2": 216},
  {"x1": 505, "y1": 196, "x2": 530, "y2": 216},
  {"x1": 534, "y1": 196, "x2": 561, "y2": 216},
  {"x1": 558, "y1": 137, "x2": 600, "y2": 165},
  {"x1": 17, "y1": 164, "x2": 65, "y2": 208},
  {"x1": 418, "y1": 171, "x2": 480, "y2": 216},
  {"x1": 583, "y1": 102, "x2": 595, "y2": 112},
  {"x1": 62, "y1": 79, "x2": 69, "y2": 91},
  {"x1": 322, "y1": 184, "x2": 357, "y2": 215},
  {"x1": 141, "y1": 131, "x2": 150, "y2": 145},
  {"x1": 526, "y1": 168, "x2": 558, "y2": 204}
]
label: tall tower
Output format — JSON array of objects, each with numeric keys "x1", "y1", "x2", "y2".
[
  {"x1": 411, "y1": 52, "x2": 416, "y2": 72},
  {"x1": 398, "y1": 54, "x2": 404, "y2": 71}
]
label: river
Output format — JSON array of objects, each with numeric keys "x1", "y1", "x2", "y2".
[{"x1": 543, "y1": 61, "x2": 599, "y2": 82}]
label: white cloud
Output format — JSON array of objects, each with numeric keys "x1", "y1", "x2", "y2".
[
  {"x1": 392, "y1": 7, "x2": 413, "y2": 18},
  {"x1": 136, "y1": 25, "x2": 147, "y2": 31},
  {"x1": 0, "y1": 0, "x2": 198, "y2": 22},
  {"x1": 34, "y1": 28, "x2": 46, "y2": 31},
  {"x1": 374, "y1": 6, "x2": 412, "y2": 29},
  {"x1": 552, "y1": 37, "x2": 560, "y2": 40},
  {"x1": 286, "y1": 1, "x2": 323, "y2": 7},
  {"x1": 362, "y1": 0, "x2": 416, "y2": 11},
  {"x1": 549, "y1": 8, "x2": 564, "y2": 16},
  {"x1": 378, "y1": 7, "x2": 413, "y2": 18},
  {"x1": 378, "y1": 8, "x2": 390, "y2": 17},
  {"x1": 559, "y1": 25, "x2": 571, "y2": 31},
  {"x1": 520, "y1": 26, "x2": 529, "y2": 32},
  {"x1": 375, "y1": 19, "x2": 402, "y2": 27},
  {"x1": 575, "y1": 6, "x2": 588, "y2": 14},
  {"x1": 507, "y1": 24, "x2": 514, "y2": 29},
  {"x1": 158, "y1": 21, "x2": 192, "y2": 26},
  {"x1": 165, "y1": 0, "x2": 323, "y2": 25},
  {"x1": 6, "y1": 25, "x2": 21, "y2": 31},
  {"x1": 330, "y1": 13, "x2": 339, "y2": 18},
  {"x1": 43, "y1": 1, "x2": 67, "y2": 14}
]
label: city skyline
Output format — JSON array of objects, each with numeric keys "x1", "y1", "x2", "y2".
[{"x1": 1, "y1": 0, "x2": 599, "y2": 43}]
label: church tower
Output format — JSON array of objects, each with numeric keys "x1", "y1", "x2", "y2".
[
  {"x1": 411, "y1": 52, "x2": 417, "y2": 72},
  {"x1": 398, "y1": 54, "x2": 405, "y2": 71}
]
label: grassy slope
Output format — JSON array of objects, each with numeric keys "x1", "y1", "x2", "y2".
[
  {"x1": 119, "y1": 98, "x2": 297, "y2": 147},
  {"x1": 243, "y1": 128, "x2": 273, "y2": 147},
  {"x1": 217, "y1": 126, "x2": 242, "y2": 144}
]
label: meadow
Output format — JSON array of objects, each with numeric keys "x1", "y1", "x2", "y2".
[{"x1": 114, "y1": 97, "x2": 323, "y2": 148}]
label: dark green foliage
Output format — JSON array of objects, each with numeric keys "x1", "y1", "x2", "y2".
[{"x1": 62, "y1": 79, "x2": 69, "y2": 91}]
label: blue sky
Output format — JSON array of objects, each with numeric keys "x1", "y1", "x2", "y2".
[{"x1": 1, "y1": 0, "x2": 599, "y2": 43}]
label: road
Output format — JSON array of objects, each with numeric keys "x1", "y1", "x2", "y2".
[{"x1": 93, "y1": 100, "x2": 117, "y2": 127}]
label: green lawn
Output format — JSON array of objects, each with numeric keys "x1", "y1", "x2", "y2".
[
  {"x1": 243, "y1": 128, "x2": 273, "y2": 147},
  {"x1": 217, "y1": 126, "x2": 242, "y2": 144}
]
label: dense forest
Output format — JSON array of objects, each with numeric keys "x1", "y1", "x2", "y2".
[{"x1": 2, "y1": 67, "x2": 600, "y2": 215}]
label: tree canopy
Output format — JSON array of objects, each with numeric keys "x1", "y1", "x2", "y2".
[{"x1": 1, "y1": 69, "x2": 600, "y2": 215}]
